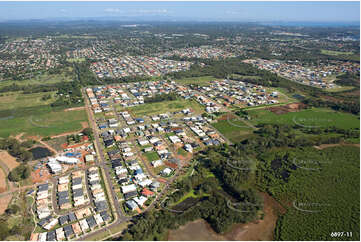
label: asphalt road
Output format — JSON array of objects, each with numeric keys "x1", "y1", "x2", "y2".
[{"x1": 76, "y1": 89, "x2": 131, "y2": 241}]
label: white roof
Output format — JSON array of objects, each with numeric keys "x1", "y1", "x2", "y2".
[
  {"x1": 133, "y1": 196, "x2": 147, "y2": 206},
  {"x1": 121, "y1": 184, "x2": 137, "y2": 193}
]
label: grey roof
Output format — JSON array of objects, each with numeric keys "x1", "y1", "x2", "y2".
[
  {"x1": 38, "y1": 215, "x2": 52, "y2": 226},
  {"x1": 94, "y1": 200, "x2": 108, "y2": 212},
  {"x1": 100, "y1": 211, "x2": 110, "y2": 221},
  {"x1": 64, "y1": 225, "x2": 74, "y2": 237},
  {"x1": 86, "y1": 216, "x2": 97, "y2": 228},
  {"x1": 89, "y1": 180, "x2": 100, "y2": 186},
  {"x1": 72, "y1": 177, "x2": 82, "y2": 185},
  {"x1": 68, "y1": 212, "x2": 77, "y2": 222},
  {"x1": 47, "y1": 230, "x2": 56, "y2": 241},
  {"x1": 58, "y1": 215, "x2": 69, "y2": 226},
  {"x1": 124, "y1": 190, "x2": 138, "y2": 200},
  {"x1": 38, "y1": 183, "x2": 49, "y2": 192},
  {"x1": 73, "y1": 188, "x2": 84, "y2": 197},
  {"x1": 58, "y1": 197, "x2": 70, "y2": 206},
  {"x1": 58, "y1": 191, "x2": 69, "y2": 198}
]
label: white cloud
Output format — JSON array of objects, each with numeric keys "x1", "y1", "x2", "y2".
[
  {"x1": 225, "y1": 10, "x2": 241, "y2": 15},
  {"x1": 104, "y1": 8, "x2": 121, "y2": 13},
  {"x1": 135, "y1": 9, "x2": 168, "y2": 14}
]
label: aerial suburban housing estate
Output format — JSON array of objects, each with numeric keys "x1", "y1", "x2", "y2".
[{"x1": 0, "y1": 1, "x2": 359, "y2": 242}]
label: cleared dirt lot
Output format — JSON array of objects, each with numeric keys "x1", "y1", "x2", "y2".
[
  {"x1": 0, "y1": 193, "x2": 12, "y2": 214},
  {"x1": 268, "y1": 102, "x2": 307, "y2": 115},
  {"x1": 167, "y1": 193, "x2": 285, "y2": 241},
  {"x1": 0, "y1": 151, "x2": 20, "y2": 170},
  {"x1": 0, "y1": 167, "x2": 7, "y2": 193}
]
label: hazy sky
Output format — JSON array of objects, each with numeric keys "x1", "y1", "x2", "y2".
[{"x1": 0, "y1": 1, "x2": 359, "y2": 22}]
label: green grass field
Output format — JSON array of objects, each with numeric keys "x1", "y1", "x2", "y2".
[
  {"x1": 174, "y1": 76, "x2": 215, "y2": 86},
  {"x1": 0, "y1": 91, "x2": 87, "y2": 138},
  {"x1": 321, "y1": 49, "x2": 360, "y2": 61},
  {"x1": 321, "y1": 49, "x2": 353, "y2": 56},
  {"x1": 67, "y1": 58, "x2": 86, "y2": 63},
  {"x1": 0, "y1": 71, "x2": 72, "y2": 88},
  {"x1": 127, "y1": 99, "x2": 204, "y2": 116},
  {"x1": 144, "y1": 151, "x2": 160, "y2": 162},
  {"x1": 248, "y1": 107, "x2": 360, "y2": 129},
  {"x1": 0, "y1": 91, "x2": 57, "y2": 110},
  {"x1": 230, "y1": 73, "x2": 262, "y2": 81},
  {"x1": 212, "y1": 118, "x2": 253, "y2": 143}
]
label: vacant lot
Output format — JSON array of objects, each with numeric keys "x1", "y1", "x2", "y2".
[
  {"x1": 0, "y1": 194, "x2": 12, "y2": 214},
  {"x1": 144, "y1": 152, "x2": 160, "y2": 162},
  {"x1": 212, "y1": 115, "x2": 253, "y2": 143},
  {"x1": 0, "y1": 103, "x2": 88, "y2": 138},
  {"x1": 175, "y1": 76, "x2": 215, "y2": 86},
  {"x1": 0, "y1": 71, "x2": 72, "y2": 88},
  {"x1": 0, "y1": 151, "x2": 20, "y2": 170},
  {"x1": 0, "y1": 168, "x2": 7, "y2": 192},
  {"x1": 0, "y1": 91, "x2": 57, "y2": 111},
  {"x1": 321, "y1": 49, "x2": 353, "y2": 56},
  {"x1": 248, "y1": 107, "x2": 360, "y2": 130},
  {"x1": 127, "y1": 99, "x2": 204, "y2": 116}
]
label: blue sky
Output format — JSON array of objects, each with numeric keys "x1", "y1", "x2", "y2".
[{"x1": 0, "y1": 1, "x2": 359, "y2": 22}]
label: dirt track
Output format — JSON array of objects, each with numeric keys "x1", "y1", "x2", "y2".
[
  {"x1": 64, "y1": 106, "x2": 85, "y2": 112},
  {"x1": 314, "y1": 143, "x2": 360, "y2": 150},
  {"x1": 50, "y1": 121, "x2": 89, "y2": 139}
]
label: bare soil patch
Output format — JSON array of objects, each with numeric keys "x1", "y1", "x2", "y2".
[
  {"x1": 31, "y1": 167, "x2": 52, "y2": 184},
  {"x1": 218, "y1": 113, "x2": 237, "y2": 121},
  {"x1": 64, "y1": 106, "x2": 85, "y2": 112},
  {"x1": 268, "y1": 102, "x2": 307, "y2": 115},
  {"x1": 0, "y1": 168, "x2": 7, "y2": 192},
  {"x1": 0, "y1": 193, "x2": 12, "y2": 215},
  {"x1": 0, "y1": 151, "x2": 20, "y2": 170},
  {"x1": 167, "y1": 193, "x2": 285, "y2": 241}
]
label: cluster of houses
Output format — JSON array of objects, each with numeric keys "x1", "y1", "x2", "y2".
[
  {"x1": 106, "y1": 140, "x2": 160, "y2": 213},
  {"x1": 89, "y1": 55, "x2": 191, "y2": 79},
  {"x1": 244, "y1": 58, "x2": 360, "y2": 89},
  {"x1": 35, "y1": 183, "x2": 53, "y2": 220},
  {"x1": 186, "y1": 116, "x2": 225, "y2": 146},
  {"x1": 0, "y1": 38, "x2": 61, "y2": 80},
  {"x1": 158, "y1": 46, "x2": 235, "y2": 59},
  {"x1": 47, "y1": 155, "x2": 80, "y2": 174},
  {"x1": 46, "y1": 141, "x2": 95, "y2": 174},
  {"x1": 195, "y1": 79, "x2": 279, "y2": 107},
  {"x1": 65, "y1": 40, "x2": 123, "y2": 60},
  {"x1": 57, "y1": 170, "x2": 89, "y2": 210},
  {"x1": 29, "y1": 166, "x2": 113, "y2": 241},
  {"x1": 87, "y1": 167, "x2": 110, "y2": 213},
  {"x1": 31, "y1": 205, "x2": 111, "y2": 241}
]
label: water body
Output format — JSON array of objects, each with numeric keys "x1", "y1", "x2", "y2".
[{"x1": 29, "y1": 147, "x2": 52, "y2": 160}]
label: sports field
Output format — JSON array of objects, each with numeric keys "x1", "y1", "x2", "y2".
[{"x1": 247, "y1": 107, "x2": 360, "y2": 129}]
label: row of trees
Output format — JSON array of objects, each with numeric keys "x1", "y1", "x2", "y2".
[{"x1": 144, "y1": 93, "x2": 178, "y2": 103}]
